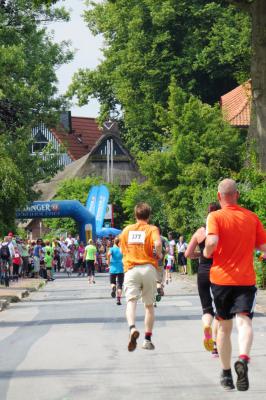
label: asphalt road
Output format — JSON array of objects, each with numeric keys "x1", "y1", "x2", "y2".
[{"x1": 0, "y1": 273, "x2": 266, "y2": 400}]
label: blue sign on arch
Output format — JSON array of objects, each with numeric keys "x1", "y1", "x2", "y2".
[{"x1": 16, "y1": 200, "x2": 96, "y2": 242}]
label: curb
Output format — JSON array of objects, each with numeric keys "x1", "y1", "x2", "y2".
[
  {"x1": 0, "y1": 299, "x2": 9, "y2": 312},
  {"x1": 0, "y1": 280, "x2": 46, "y2": 312}
]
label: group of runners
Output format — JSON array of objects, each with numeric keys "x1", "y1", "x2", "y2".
[
  {"x1": 1, "y1": 177, "x2": 265, "y2": 392},
  {"x1": 109, "y1": 178, "x2": 266, "y2": 393}
]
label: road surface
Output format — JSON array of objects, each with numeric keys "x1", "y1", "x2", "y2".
[{"x1": 0, "y1": 274, "x2": 266, "y2": 400}]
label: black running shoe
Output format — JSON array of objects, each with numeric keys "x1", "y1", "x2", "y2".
[
  {"x1": 156, "y1": 294, "x2": 161, "y2": 302},
  {"x1": 234, "y1": 359, "x2": 249, "y2": 391},
  {"x1": 220, "y1": 374, "x2": 235, "y2": 391},
  {"x1": 111, "y1": 287, "x2": 116, "y2": 298}
]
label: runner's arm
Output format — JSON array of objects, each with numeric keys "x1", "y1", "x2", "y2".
[
  {"x1": 185, "y1": 234, "x2": 200, "y2": 259},
  {"x1": 153, "y1": 229, "x2": 162, "y2": 259},
  {"x1": 106, "y1": 250, "x2": 111, "y2": 265},
  {"x1": 154, "y1": 238, "x2": 162, "y2": 259},
  {"x1": 203, "y1": 235, "x2": 218, "y2": 258}
]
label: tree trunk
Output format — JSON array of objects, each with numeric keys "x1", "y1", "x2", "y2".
[{"x1": 249, "y1": 0, "x2": 266, "y2": 169}]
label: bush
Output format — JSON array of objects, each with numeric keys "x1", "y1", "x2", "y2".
[{"x1": 255, "y1": 257, "x2": 266, "y2": 289}]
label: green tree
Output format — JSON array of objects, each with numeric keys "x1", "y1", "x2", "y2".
[
  {"x1": 0, "y1": 0, "x2": 72, "y2": 233},
  {"x1": 69, "y1": 0, "x2": 250, "y2": 153},
  {"x1": 224, "y1": 0, "x2": 266, "y2": 170},
  {"x1": 138, "y1": 82, "x2": 245, "y2": 235},
  {"x1": 121, "y1": 180, "x2": 168, "y2": 232}
]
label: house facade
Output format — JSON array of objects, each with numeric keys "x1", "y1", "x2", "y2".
[{"x1": 25, "y1": 115, "x2": 142, "y2": 238}]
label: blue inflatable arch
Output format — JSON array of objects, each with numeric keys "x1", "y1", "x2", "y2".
[{"x1": 16, "y1": 200, "x2": 96, "y2": 242}]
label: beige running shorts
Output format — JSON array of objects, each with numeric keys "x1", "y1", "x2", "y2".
[{"x1": 124, "y1": 264, "x2": 157, "y2": 306}]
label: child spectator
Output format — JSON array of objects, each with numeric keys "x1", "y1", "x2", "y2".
[
  {"x1": 12, "y1": 247, "x2": 21, "y2": 282},
  {"x1": 65, "y1": 253, "x2": 73, "y2": 277},
  {"x1": 44, "y1": 250, "x2": 53, "y2": 281}
]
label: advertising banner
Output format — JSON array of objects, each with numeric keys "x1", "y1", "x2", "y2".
[
  {"x1": 95, "y1": 185, "x2": 109, "y2": 233},
  {"x1": 85, "y1": 186, "x2": 99, "y2": 216},
  {"x1": 104, "y1": 204, "x2": 113, "y2": 220}
]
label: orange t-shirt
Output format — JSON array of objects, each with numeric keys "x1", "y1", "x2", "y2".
[
  {"x1": 120, "y1": 222, "x2": 160, "y2": 272},
  {"x1": 207, "y1": 205, "x2": 266, "y2": 286}
]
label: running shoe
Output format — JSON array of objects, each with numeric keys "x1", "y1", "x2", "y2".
[
  {"x1": 203, "y1": 326, "x2": 214, "y2": 352},
  {"x1": 211, "y1": 347, "x2": 219, "y2": 358},
  {"x1": 142, "y1": 340, "x2": 155, "y2": 350},
  {"x1": 211, "y1": 341, "x2": 219, "y2": 358},
  {"x1": 234, "y1": 359, "x2": 249, "y2": 391},
  {"x1": 156, "y1": 294, "x2": 161, "y2": 302},
  {"x1": 220, "y1": 374, "x2": 235, "y2": 390},
  {"x1": 111, "y1": 287, "x2": 116, "y2": 298},
  {"x1": 128, "y1": 329, "x2": 140, "y2": 352}
]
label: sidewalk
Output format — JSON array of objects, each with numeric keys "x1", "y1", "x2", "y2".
[
  {"x1": 174, "y1": 272, "x2": 266, "y2": 314},
  {"x1": 0, "y1": 278, "x2": 46, "y2": 311}
]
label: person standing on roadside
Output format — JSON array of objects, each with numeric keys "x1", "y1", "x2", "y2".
[
  {"x1": 177, "y1": 235, "x2": 188, "y2": 274},
  {"x1": 33, "y1": 239, "x2": 43, "y2": 278},
  {"x1": 84, "y1": 239, "x2": 97, "y2": 284},
  {"x1": 120, "y1": 203, "x2": 162, "y2": 352},
  {"x1": 21, "y1": 239, "x2": 30, "y2": 277},
  {"x1": 77, "y1": 241, "x2": 85, "y2": 276},
  {"x1": 167, "y1": 232, "x2": 176, "y2": 272},
  {"x1": 204, "y1": 179, "x2": 266, "y2": 391},
  {"x1": 0, "y1": 236, "x2": 11, "y2": 286}
]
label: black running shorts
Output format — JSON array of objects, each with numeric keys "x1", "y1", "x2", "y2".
[
  {"x1": 211, "y1": 284, "x2": 257, "y2": 320},
  {"x1": 86, "y1": 260, "x2": 95, "y2": 276},
  {"x1": 197, "y1": 270, "x2": 214, "y2": 316},
  {"x1": 110, "y1": 273, "x2": 124, "y2": 289}
]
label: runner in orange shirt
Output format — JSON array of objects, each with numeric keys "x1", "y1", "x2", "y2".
[
  {"x1": 204, "y1": 179, "x2": 266, "y2": 391},
  {"x1": 120, "y1": 203, "x2": 162, "y2": 352}
]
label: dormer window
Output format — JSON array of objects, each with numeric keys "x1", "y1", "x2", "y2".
[{"x1": 32, "y1": 130, "x2": 49, "y2": 153}]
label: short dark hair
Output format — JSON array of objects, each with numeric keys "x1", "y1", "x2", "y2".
[
  {"x1": 114, "y1": 236, "x2": 120, "y2": 245},
  {"x1": 134, "y1": 203, "x2": 151, "y2": 221}
]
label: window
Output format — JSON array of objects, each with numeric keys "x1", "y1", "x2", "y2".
[
  {"x1": 32, "y1": 130, "x2": 48, "y2": 154},
  {"x1": 96, "y1": 140, "x2": 124, "y2": 156}
]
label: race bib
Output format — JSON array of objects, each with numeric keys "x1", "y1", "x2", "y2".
[{"x1": 128, "y1": 231, "x2": 146, "y2": 244}]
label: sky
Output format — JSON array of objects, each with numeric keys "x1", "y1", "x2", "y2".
[{"x1": 49, "y1": 0, "x2": 103, "y2": 117}]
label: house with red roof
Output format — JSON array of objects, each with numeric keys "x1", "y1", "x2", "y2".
[
  {"x1": 220, "y1": 80, "x2": 251, "y2": 128},
  {"x1": 31, "y1": 113, "x2": 141, "y2": 187},
  {"x1": 32, "y1": 113, "x2": 102, "y2": 167},
  {"x1": 25, "y1": 115, "x2": 142, "y2": 238}
]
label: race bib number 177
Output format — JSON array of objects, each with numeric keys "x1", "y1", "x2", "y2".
[{"x1": 128, "y1": 231, "x2": 146, "y2": 244}]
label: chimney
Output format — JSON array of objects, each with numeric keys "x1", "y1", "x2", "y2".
[{"x1": 60, "y1": 111, "x2": 72, "y2": 133}]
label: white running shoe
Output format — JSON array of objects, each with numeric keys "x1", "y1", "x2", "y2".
[{"x1": 142, "y1": 340, "x2": 155, "y2": 350}]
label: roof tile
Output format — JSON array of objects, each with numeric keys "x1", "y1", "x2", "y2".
[
  {"x1": 51, "y1": 117, "x2": 102, "y2": 160},
  {"x1": 220, "y1": 80, "x2": 251, "y2": 127}
]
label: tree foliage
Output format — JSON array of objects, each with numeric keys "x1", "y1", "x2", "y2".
[
  {"x1": 121, "y1": 180, "x2": 168, "y2": 231},
  {"x1": 0, "y1": 0, "x2": 72, "y2": 234},
  {"x1": 137, "y1": 82, "x2": 245, "y2": 235},
  {"x1": 69, "y1": 0, "x2": 251, "y2": 153}
]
